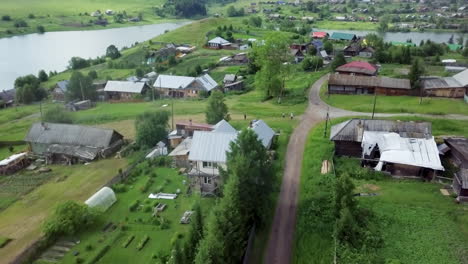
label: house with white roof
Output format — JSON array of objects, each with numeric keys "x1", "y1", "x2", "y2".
[
  {"x1": 154, "y1": 74, "x2": 219, "y2": 98},
  {"x1": 207, "y1": 37, "x2": 232, "y2": 49},
  {"x1": 185, "y1": 119, "x2": 275, "y2": 194},
  {"x1": 104, "y1": 81, "x2": 150, "y2": 100}
]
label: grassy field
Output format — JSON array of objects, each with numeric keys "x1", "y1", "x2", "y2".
[
  {"x1": 54, "y1": 166, "x2": 214, "y2": 264},
  {"x1": 0, "y1": 0, "x2": 171, "y2": 38},
  {"x1": 0, "y1": 158, "x2": 128, "y2": 264},
  {"x1": 294, "y1": 116, "x2": 468, "y2": 263},
  {"x1": 320, "y1": 82, "x2": 468, "y2": 116}
]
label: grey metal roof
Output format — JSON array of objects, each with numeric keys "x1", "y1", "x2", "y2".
[
  {"x1": 453, "y1": 69, "x2": 468, "y2": 87},
  {"x1": 154, "y1": 75, "x2": 195, "y2": 89},
  {"x1": 25, "y1": 122, "x2": 120, "y2": 148},
  {"x1": 423, "y1": 77, "x2": 463, "y2": 89},
  {"x1": 213, "y1": 120, "x2": 237, "y2": 133},
  {"x1": 330, "y1": 119, "x2": 432, "y2": 142},
  {"x1": 188, "y1": 131, "x2": 237, "y2": 163},
  {"x1": 224, "y1": 74, "x2": 236, "y2": 83},
  {"x1": 251, "y1": 120, "x2": 275, "y2": 148},
  {"x1": 104, "y1": 81, "x2": 146, "y2": 94},
  {"x1": 196, "y1": 74, "x2": 218, "y2": 91},
  {"x1": 208, "y1": 37, "x2": 231, "y2": 45},
  {"x1": 46, "y1": 144, "x2": 100, "y2": 160},
  {"x1": 56, "y1": 80, "x2": 69, "y2": 92},
  {"x1": 445, "y1": 137, "x2": 468, "y2": 162},
  {"x1": 169, "y1": 137, "x2": 192, "y2": 156}
]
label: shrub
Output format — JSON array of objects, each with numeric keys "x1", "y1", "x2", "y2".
[
  {"x1": 75, "y1": 257, "x2": 84, "y2": 264},
  {"x1": 14, "y1": 19, "x2": 28, "y2": 27},
  {"x1": 2, "y1": 15, "x2": 11, "y2": 21},
  {"x1": 136, "y1": 235, "x2": 150, "y2": 250},
  {"x1": 113, "y1": 184, "x2": 127, "y2": 193},
  {"x1": 140, "y1": 178, "x2": 154, "y2": 193},
  {"x1": 43, "y1": 106, "x2": 74, "y2": 124},
  {"x1": 28, "y1": 14, "x2": 35, "y2": 19},
  {"x1": 144, "y1": 206, "x2": 152, "y2": 213},
  {"x1": 122, "y1": 235, "x2": 135, "y2": 248},
  {"x1": 129, "y1": 200, "x2": 140, "y2": 212},
  {"x1": 159, "y1": 217, "x2": 170, "y2": 230},
  {"x1": 85, "y1": 244, "x2": 94, "y2": 251}
]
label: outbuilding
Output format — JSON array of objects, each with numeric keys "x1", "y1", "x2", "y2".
[
  {"x1": 104, "y1": 81, "x2": 150, "y2": 101},
  {"x1": 336, "y1": 61, "x2": 378, "y2": 76},
  {"x1": 328, "y1": 74, "x2": 411, "y2": 95},
  {"x1": 85, "y1": 187, "x2": 117, "y2": 212},
  {"x1": 207, "y1": 37, "x2": 231, "y2": 49}
]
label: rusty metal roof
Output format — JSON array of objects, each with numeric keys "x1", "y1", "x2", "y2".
[{"x1": 328, "y1": 74, "x2": 411, "y2": 89}]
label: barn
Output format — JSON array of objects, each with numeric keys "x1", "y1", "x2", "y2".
[
  {"x1": 328, "y1": 74, "x2": 411, "y2": 95},
  {"x1": 444, "y1": 138, "x2": 468, "y2": 201},
  {"x1": 25, "y1": 122, "x2": 124, "y2": 164},
  {"x1": 335, "y1": 61, "x2": 378, "y2": 76},
  {"x1": 422, "y1": 69, "x2": 468, "y2": 98}
]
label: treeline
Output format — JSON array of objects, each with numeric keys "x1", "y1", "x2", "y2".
[
  {"x1": 161, "y1": 0, "x2": 207, "y2": 18},
  {"x1": 168, "y1": 129, "x2": 274, "y2": 264}
]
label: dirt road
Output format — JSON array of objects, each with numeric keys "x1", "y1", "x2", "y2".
[{"x1": 263, "y1": 73, "x2": 468, "y2": 264}]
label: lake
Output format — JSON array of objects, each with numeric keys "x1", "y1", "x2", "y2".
[
  {"x1": 0, "y1": 21, "x2": 191, "y2": 90},
  {"x1": 314, "y1": 28, "x2": 467, "y2": 44}
]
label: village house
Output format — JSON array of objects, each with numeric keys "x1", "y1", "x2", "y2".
[
  {"x1": 422, "y1": 69, "x2": 468, "y2": 98},
  {"x1": 154, "y1": 74, "x2": 218, "y2": 98},
  {"x1": 104, "y1": 81, "x2": 150, "y2": 101},
  {"x1": 343, "y1": 43, "x2": 362, "y2": 56},
  {"x1": 330, "y1": 32, "x2": 357, "y2": 41},
  {"x1": 358, "y1": 46, "x2": 375, "y2": 57},
  {"x1": 336, "y1": 61, "x2": 378, "y2": 76},
  {"x1": 187, "y1": 120, "x2": 275, "y2": 195},
  {"x1": 290, "y1": 48, "x2": 306, "y2": 63},
  {"x1": 52, "y1": 80, "x2": 69, "y2": 101},
  {"x1": 168, "y1": 121, "x2": 213, "y2": 148},
  {"x1": 330, "y1": 119, "x2": 442, "y2": 178},
  {"x1": 219, "y1": 53, "x2": 249, "y2": 65},
  {"x1": 0, "y1": 89, "x2": 15, "y2": 108},
  {"x1": 328, "y1": 74, "x2": 411, "y2": 95},
  {"x1": 24, "y1": 122, "x2": 124, "y2": 165},
  {"x1": 443, "y1": 138, "x2": 468, "y2": 201},
  {"x1": 207, "y1": 37, "x2": 231, "y2": 49},
  {"x1": 311, "y1": 32, "x2": 328, "y2": 39},
  {"x1": 223, "y1": 74, "x2": 244, "y2": 92}
]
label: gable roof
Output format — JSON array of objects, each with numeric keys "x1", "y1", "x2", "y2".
[
  {"x1": 423, "y1": 77, "x2": 464, "y2": 89},
  {"x1": 56, "y1": 81, "x2": 69, "y2": 92},
  {"x1": 154, "y1": 75, "x2": 195, "y2": 89},
  {"x1": 251, "y1": 120, "x2": 275, "y2": 148},
  {"x1": 208, "y1": 37, "x2": 231, "y2": 45},
  {"x1": 447, "y1": 44, "x2": 463, "y2": 51},
  {"x1": 312, "y1": 31, "x2": 328, "y2": 38},
  {"x1": 188, "y1": 131, "x2": 238, "y2": 163},
  {"x1": 213, "y1": 120, "x2": 237, "y2": 133},
  {"x1": 104, "y1": 81, "x2": 146, "y2": 94},
  {"x1": 25, "y1": 122, "x2": 121, "y2": 148},
  {"x1": 330, "y1": 32, "x2": 356, "y2": 40},
  {"x1": 224, "y1": 74, "x2": 236, "y2": 83},
  {"x1": 336, "y1": 61, "x2": 378, "y2": 75},
  {"x1": 330, "y1": 119, "x2": 432, "y2": 142},
  {"x1": 328, "y1": 74, "x2": 411, "y2": 89},
  {"x1": 196, "y1": 74, "x2": 218, "y2": 91},
  {"x1": 0, "y1": 89, "x2": 15, "y2": 103},
  {"x1": 453, "y1": 69, "x2": 468, "y2": 87}
]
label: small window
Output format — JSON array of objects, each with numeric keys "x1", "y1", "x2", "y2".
[
  {"x1": 204, "y1": 177, "x2": 212, "y2": 184},
  {"x1": 202, "y1": 162, "x2": 217, "y2": 168}
]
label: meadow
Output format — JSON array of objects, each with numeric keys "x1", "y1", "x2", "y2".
[{"x1": 294, "y1": 117, "x2": 468, "y2": 264}]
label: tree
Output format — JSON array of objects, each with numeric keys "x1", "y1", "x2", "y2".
[
  {"x1": 253, "y1": 32, "x2": 292, "y2": 99},
  {"x1": 227, "y1": 6, "x2": 237, "y2": 17},
  {"x1": 43, "y1": 106, "x2": 74, "y2": 124},
  {"x1": 331, "y1": 53, "x2": 347, "y2": 70},
  {"x1": 36, "y1": 25, "x2": 45, "y2": 33},
  {"x1": 1, "y1": 15, "x2": 11, "y2": 21},
  {"x1": 448, "y1": 34, "x2": 454, "y2": 44},
  {"x1": 456, "y1": 36, "x2": 464, "y2": 45},
  {"x1": 38, "y1": 70, "x2": 48, "y2": 82},
  {"x1": 307, "y1": 45, "x2": 317, "y2": 56},
  {"x1": 66, "y1": 71, "x2": 96, "y2": 101},
  {"x1": 324, "y1": 41, "x2": 333, "y2": 54},
  {"x1": 135, "y1": 110, "x2": 169, "y2": 149},
  {"x1": 68, "y1": 57, "x2": 89, "y2": 70},
  {"x1": 205, "y1": 91, "x2": 229, "y2": 124},
  {"x1": 106, "y1": 45, "x2": 121, "y2": 59},
  {"x1": 135, "y1": 68, "x2": 144, "y2": 78},
  {"x1": 14, "y1": 19, "x2": 28, "y2": 27},
  {"x1": 173, "y1": 0, "x2": 207, "y2": 17},
  {"x1": 408, "y1": 58, "x2": 424, "y2": 89},
  {"x1": 43, "y1": 201, "x2": 98, "y2": 240},
  {"x1": 184, "y1": 203, "x2": 204, "y2": 263},
  {"x1": 88, "y1": 70, "x2": 98, "y2": 80},
  {"x1": 248, "y1": 16, "x2": 262, "y2": 28},
  {"x1": 15, "y1": 75, "x2": 46, "y2": 104}
]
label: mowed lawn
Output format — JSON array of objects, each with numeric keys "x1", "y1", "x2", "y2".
[
  {"x1": 320, "y1": 82, "x2": 468, "y2": 116},
  {"x1": 0, "y1": 158, "x2": 128, "y2": 264}
]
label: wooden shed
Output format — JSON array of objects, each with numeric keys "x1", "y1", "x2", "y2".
[{"x1": 444, "y1": 138, "x2": 468, "y2": 201}]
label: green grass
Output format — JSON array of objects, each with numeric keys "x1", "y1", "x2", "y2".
[
  {"x1": 58, "y1": 166, "x2": 214, "y2": 264},
  {"x1": 321, "y1": 82, "x2": 468, "y2": 116},
  {"x1": 294, "y1": 116, "x2": 468, "y2": 263},
  {"x1": 313, "y1": 20, "x2": 379, "y2": 31},
  {"x1": 0, "y1": 158, "x2": 128, "y2": 264}
]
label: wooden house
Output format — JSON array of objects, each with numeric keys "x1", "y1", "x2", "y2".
[
  {"x1": 104, "y1": 81, "x2": 149, "y2": 101},
  {"x1": 358, "y1": 46, "x2": 375, "y2": 58},
  {"x1": 335, "y1": 61, "x2": 378, "y2": 76},
  {"x1": 154, "y1": 74, "x2": 219, "y2": 98},
  {"x1": 25, "y1": 122, "x2": 123, "y2": 164},
  {"x1": 290, "y1": 48, "x2": 305, "y2": 63},
  {"x1": 311, "y1": 31, "x2": 329, "y2": 39},
  {"x1": 343, "y1": 43, "x2": 362, "y2": 56},
  {"x1": 207, "y1": 37, "x2": 231, "y2": 49},
  {"x1": 0, "y1": 89, "x2": 15, "y2": 108},
  {"x1": 444, "y1": 138, "x2": 468, "y2": 201},
  {"x1": 330, "y1": 32, "x2": 357, "y2": 41},
  {"x1": 52, "y1": 80, "x2": 69, "y2": 101},
  {"x1": 328, "y1": 74, "x2": 411, "y2": 95},
  {"x1": 423, "y1": 69, "x2": 468, "y2": 98}
]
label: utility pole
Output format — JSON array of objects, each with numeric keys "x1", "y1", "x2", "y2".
[
  {"x1": 371, "y1": 91, "x2": 377, "y2": 119},
  {"x1": 172, "y1": 95, "x2": 175, "y2": 131},
  {"x1": 79, "y1": 79, "x2": 85, "y2": 101},
  {"x1": 324, "y1": 107, "x2": 329, "y2": 138}
]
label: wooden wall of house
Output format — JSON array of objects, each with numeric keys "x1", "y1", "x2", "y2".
[
  {"x1": 375, "y1": 87, "x2": 411, "y2": 96},
  {"x1": 334, "y1": 141, "x2": 362, "y2": 157},
  {"x1": 328, "y1": 84, "x2": 374, "y2": 95},
  {"x1": 425, "y1": 88, "x2": 466, "y2": 98}
]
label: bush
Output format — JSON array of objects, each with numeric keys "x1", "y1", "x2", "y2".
[
  {"x1": 75, "y1": 257, "x2": 84, "y2": 264},
  {"x1": 136, "y1": 235, "x2": 150, "y2": 250},
  {"x1": 129, "y1": 200, "x2": 140, "y2": 212},
  {"x1": 28, "y1": 14, "x2": 35, "y2": 19},
  {"x1": 43, "y1": 106, "x2": 74, "y2": 124},
  {"x1": 2, "y1": 15, "x2": 11, "y2": 21},
  {"x1": 85, "y1": 244, "x2": 93, "y2": 251},
  {"x1": 14, "y1": 19, "x2": 28, "y2": 27},
  {"x1": 113, "y1": 184, "x2": 127, "y2": 193},
  {"x1": 122, "y1": 235, "x2": 135, "y2": 248},
  {"x1": 140, "y1": 178, "x2": 154, "y2": 193}
]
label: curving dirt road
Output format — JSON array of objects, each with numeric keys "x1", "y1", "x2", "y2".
[{"x1": 263, "y1": 74, "x2": 468, "y2": 264}]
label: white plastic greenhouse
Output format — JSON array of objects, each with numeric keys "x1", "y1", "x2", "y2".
[{"x1": 85, "y1": 187, "x2": 117, "y2": 212}]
